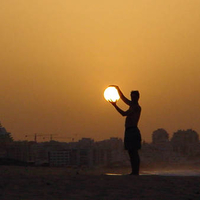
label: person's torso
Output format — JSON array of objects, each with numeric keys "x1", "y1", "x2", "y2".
[{"x1": 125, "y1": 104, "x2": 141, "y2": 128}]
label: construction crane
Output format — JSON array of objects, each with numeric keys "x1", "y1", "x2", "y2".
[
  {"x1": 49, "y1": 133, "x2": 78, "y2": 142},
  {"x1": 49, "y1": 136, "x2": 73, "y2": 142},
  {"x1": 25, "y1": 133, "x2": 57, "y2": 142},
  {"x1": 25, "y1": 133, "x2": 78, "y2": 142}
]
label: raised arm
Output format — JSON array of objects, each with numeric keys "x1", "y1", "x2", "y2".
[
  {"x1": 109, "y1": 101, "x2": 132, "y2": 116},
  {"x1": 111, "y1": 85, "x2": 131, "y2": 106}
]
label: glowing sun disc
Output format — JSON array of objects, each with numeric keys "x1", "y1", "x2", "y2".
[{"x1": 104, "y1": 87, "x2": 120, "y2": 102}]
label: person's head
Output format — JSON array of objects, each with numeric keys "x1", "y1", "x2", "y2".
[{"x1": 131, "y1": 90, "x2": 140, "y2": 102}]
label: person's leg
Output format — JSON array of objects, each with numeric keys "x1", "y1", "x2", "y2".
[{"x1": 128, "y1": 149, "x2": 140, "y2": 175}]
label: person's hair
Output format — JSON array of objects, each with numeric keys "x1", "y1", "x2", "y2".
[{"x1": 131, "y1": 90, "x2": 140, "y2": 99}]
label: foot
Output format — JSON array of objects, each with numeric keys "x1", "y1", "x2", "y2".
[{"x1": 129, "y1": 172, "x2": 139, "y2": 176}]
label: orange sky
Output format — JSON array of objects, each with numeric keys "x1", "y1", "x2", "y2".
[{"x1": 1, "y1": 0, "x2": 200, "y2": 142}]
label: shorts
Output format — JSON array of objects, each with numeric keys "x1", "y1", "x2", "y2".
[{"x1": 124, "y1": 126, "x2": 141, "y2": 150}]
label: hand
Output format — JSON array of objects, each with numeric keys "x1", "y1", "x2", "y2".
[
  {"x1": 109, "y1": 85, "x2": 120, "y2": 91},
  {"x1": 109, "y1": 85, "x2": 119, "y2": 89},
  {"x1": 108, "y1": 100, "x2": 117, "y2": 106}
]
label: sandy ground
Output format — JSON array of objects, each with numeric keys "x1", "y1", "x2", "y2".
[{"x1": 0, "y1": 166, "x2": 200, "y2": 200}]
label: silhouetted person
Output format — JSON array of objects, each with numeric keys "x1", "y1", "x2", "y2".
[{"x1": 109, "y1": 86, "x2": 141, "y2": 175}]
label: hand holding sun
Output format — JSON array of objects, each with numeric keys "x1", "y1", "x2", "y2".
[{"x1": 104, "y1": 86, "x2": 120, "y2": 103}]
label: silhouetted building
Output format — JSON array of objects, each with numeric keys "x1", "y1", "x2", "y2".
[
  {"x1": 7, "y1": 141, "x2": 36, "y2": 163},
  {"x1": 171, "y1": 129, "x2": 199, "y2": 156},
  {"x1": 152, "y1": 128, "x2": 169, "y2": 144},
  {"x1": 49, "y1": 149, "x2": 78, "y2": 167}
]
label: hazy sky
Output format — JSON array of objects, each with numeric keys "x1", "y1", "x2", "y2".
[{"x1": 1, "y1": 0, "x2": 200, "y2": 142}]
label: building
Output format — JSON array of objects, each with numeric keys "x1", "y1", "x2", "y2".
[
  {"x1": 49, "y1": 149, "x2": 77, "y2": 167},
  {"x1": 152, "y1": 128, "x2": 169, "y2": 144},
  {"x1": 171, "y1": 129, "x2": 199, "y2": 156},
  {"x1": 6, "y1": 141, "x2": 36, "y2": 164}
]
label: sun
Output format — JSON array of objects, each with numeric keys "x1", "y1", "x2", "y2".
[{"x1": 104, "y1": 87, "x2": 120, "y2": 102}]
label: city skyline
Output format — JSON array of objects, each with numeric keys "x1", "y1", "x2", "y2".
[
  {"x1": 1, "y1": 121, "x2": 199, "y2": 144},
  {"x1": 1, "y1": 1, "x2": 200, "y2": 142}
]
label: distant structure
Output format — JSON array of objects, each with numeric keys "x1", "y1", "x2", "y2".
[
  {"x1": 152, "y1": 128, "x2": 169, "y2": 144},
  {"x1": 171, "y1": 129, "x2": 199, "y2": 155},
  {"x1": 48, "y1": 137, "x2": 124, "y2": 167},
  {"x1": 2, "y1": 124, "x2": 200, "y2": 168}
]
